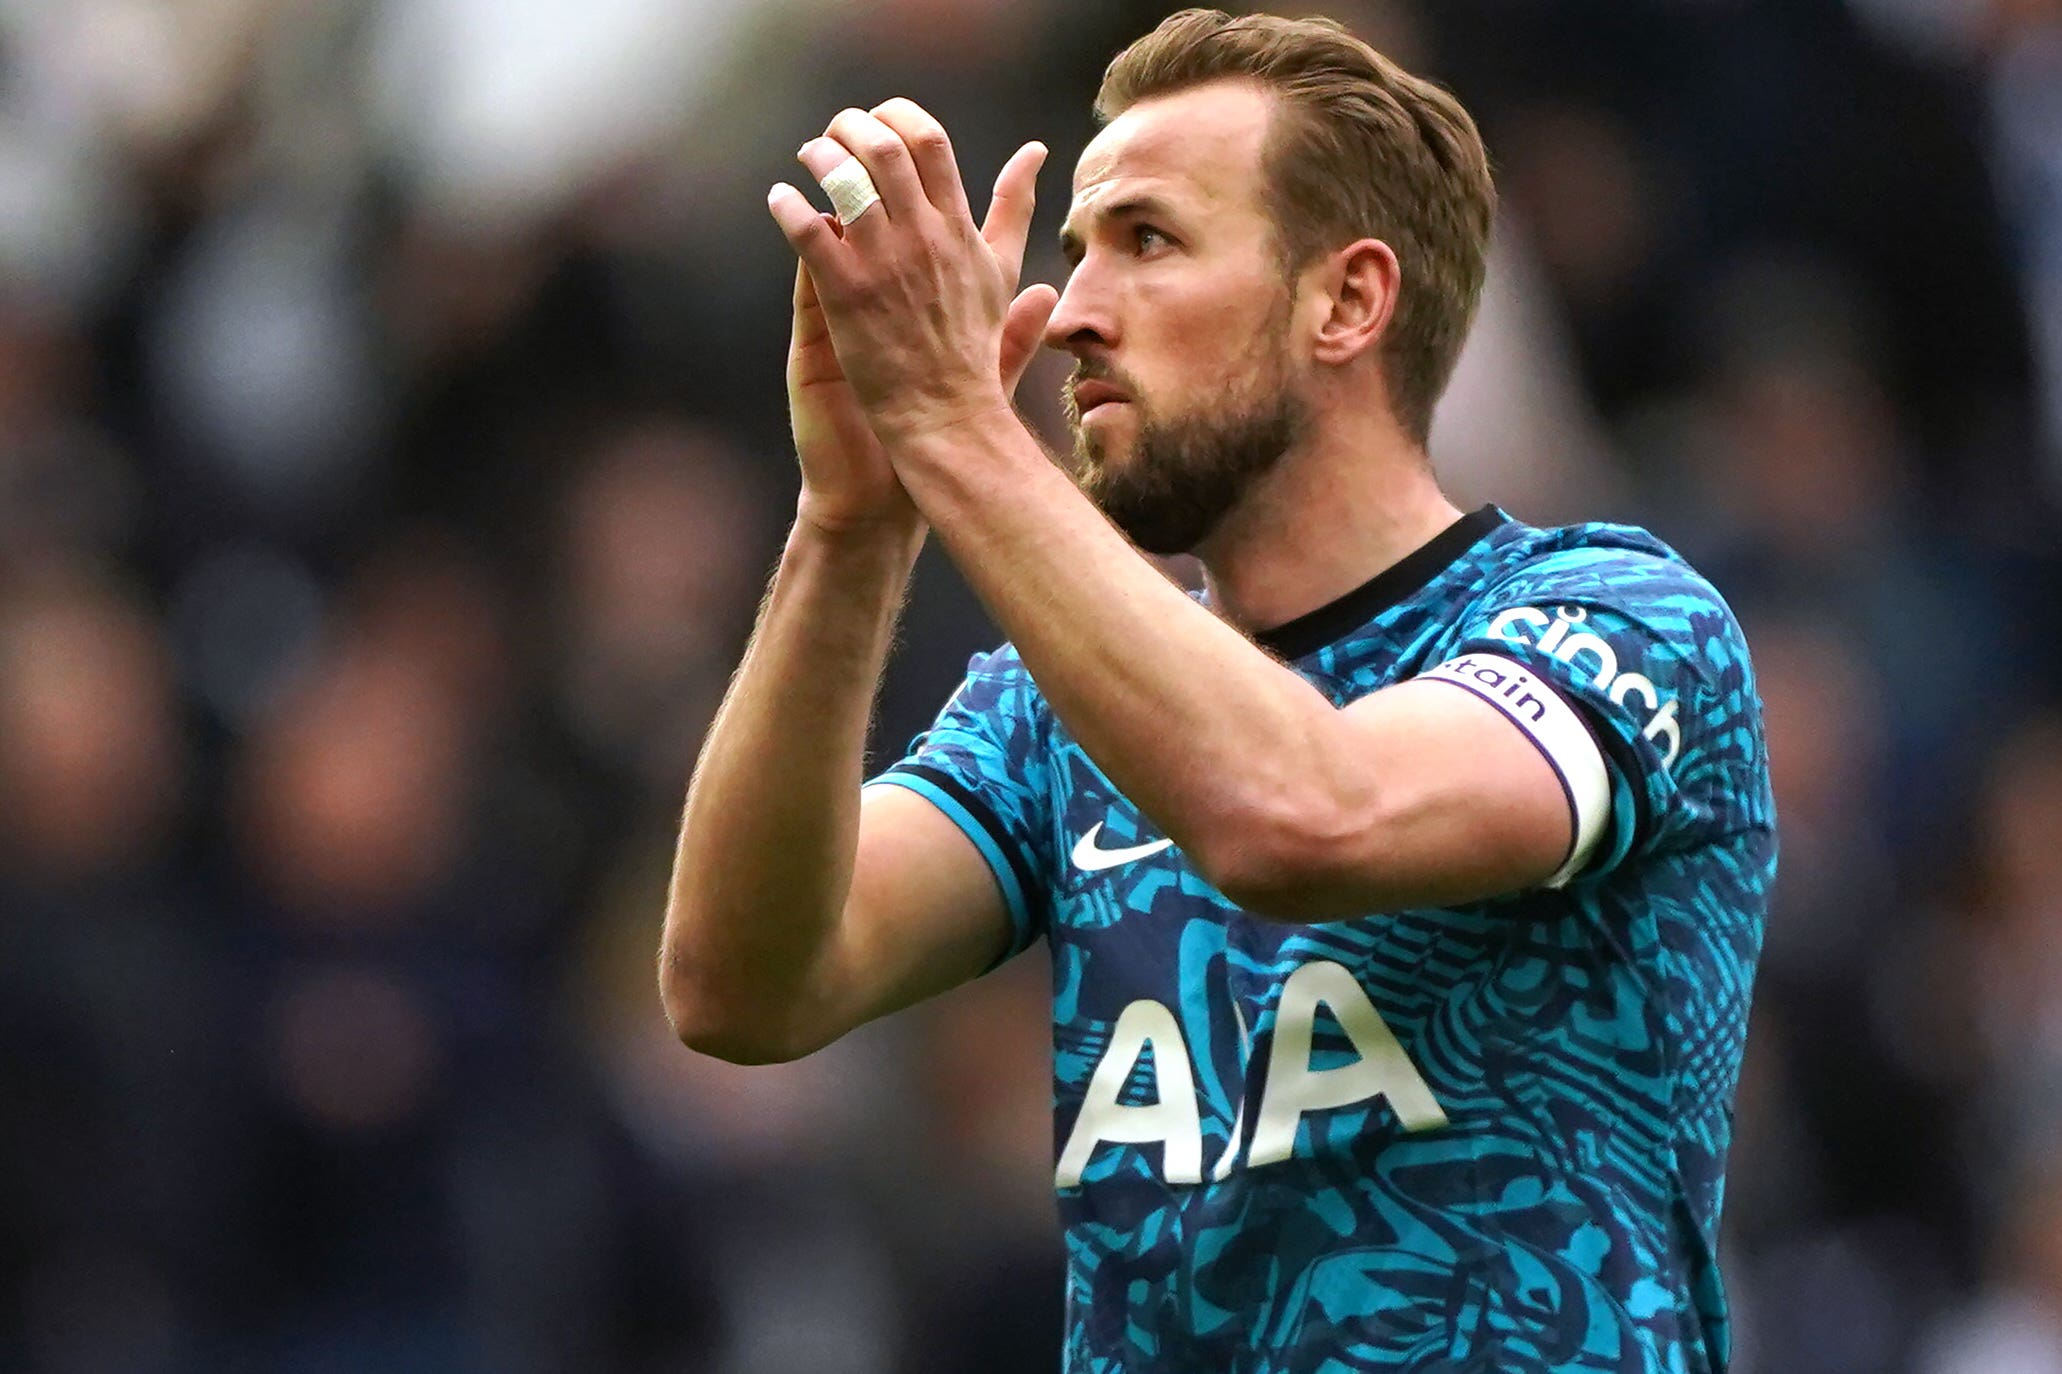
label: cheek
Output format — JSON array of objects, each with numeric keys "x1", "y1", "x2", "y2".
[{"x1": 1134, "y1": 279, "x2": 1282, "y2": 382}]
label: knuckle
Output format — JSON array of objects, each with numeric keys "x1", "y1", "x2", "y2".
[
  {"x1": 842, "y1": 270, "x2": 885, "y2": 307},
  {"x1": 883, "y1": 97, "x2": 944, "y2": 139}
]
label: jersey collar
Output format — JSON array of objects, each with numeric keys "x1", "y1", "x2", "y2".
[{"x1": 1251, "y1": 505, "x2": 1508, "y2": 660}]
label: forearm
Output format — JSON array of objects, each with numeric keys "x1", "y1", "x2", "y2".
[
  {"x1": 660, "y1": 509, "x2": 924, "y2": 1057},
  {"x1": 891, "y1": 412, "x2": 1349, "y2": 886}
]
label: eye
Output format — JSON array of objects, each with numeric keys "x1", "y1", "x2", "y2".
[{"x1": 1133, "y1": 224, "x2": 1174, "y2": 255}]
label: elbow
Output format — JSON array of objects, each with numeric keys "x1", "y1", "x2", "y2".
[
  {"x1": 680, "y1": 1030, "x2": 812, "y2": 1067},
  {"x1": 663, "y1": 990, "x2": 815, "y2": 1066},
  {"x1": 1189, "y1": 793, "x2": 1386, "y2": 923},
  {"x1": 658, "y1": 945, "x2": 819, "y2": 1066},
  {"x1": 666, "y1": 1003, "x2": 807, "y2": 1067},
  {"x1": 1195, "y1": 848, "x2": 1329, "y2": 924}
]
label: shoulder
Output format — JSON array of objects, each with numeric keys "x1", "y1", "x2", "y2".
[
  {"x1": 1455, "y1": 517, "x2": 1773, "y2": 851},
  {"x1": 1475, "y1": 520, "x2": 1746, "y2": 654},
  {"x1": 1487, "y1": 520, "x2": 1721, "y2": 601},
  {"x1": 963, "y1": 641, "x2": 1038, "y2": 691},
  {"x1": 890, "y1": 641, "x2": 1055, "y2": 804},
  {"x1": 945, "y1": 642, "x2": 1050, "y2": 725}
]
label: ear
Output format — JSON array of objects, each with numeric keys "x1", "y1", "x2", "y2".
[{"x1": 1307, "y1": 238, "x2": 1399, "y2": 368}]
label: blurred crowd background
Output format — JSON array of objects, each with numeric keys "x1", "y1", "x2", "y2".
[{"x1": 1, "y1": 0, "x2": 2059, "y2": 1370}]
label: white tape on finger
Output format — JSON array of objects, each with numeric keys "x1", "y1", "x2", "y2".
[{"x1": 822, "y1": 156, "x2": 882, "y2": 225}]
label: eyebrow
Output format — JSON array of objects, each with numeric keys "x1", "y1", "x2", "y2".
[{"x1": 1058, "y1": 194, "x2": 1182, "y2": 262}]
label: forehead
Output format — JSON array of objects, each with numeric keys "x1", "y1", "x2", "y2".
[{"x1": 1067, "y1": 80, "x2": 1276, "y2": 227}]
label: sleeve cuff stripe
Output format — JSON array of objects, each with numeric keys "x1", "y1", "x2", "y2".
[
  {"x1": 866, "y1": 766, "x2": 1036, "y2": 953},
  {"x1": 1417, "y1": 653, "x2": 1612, "y2": 887}
]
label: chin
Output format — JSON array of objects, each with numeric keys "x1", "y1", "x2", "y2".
[
  {"x1": 1076, "y1": 423, "x2": 1137, "y2": 474},
  {"x1": 1068, "y1": 433, "x2": 1104, "y2": 478}
]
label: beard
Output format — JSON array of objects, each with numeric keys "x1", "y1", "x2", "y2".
[{"x1": 1065, "y1": 318, "x2": 1309, "y2": 557}]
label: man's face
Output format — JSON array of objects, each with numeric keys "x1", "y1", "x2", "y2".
[{"x1": 1050, "y1": 81, "x2": 1313, "y2": 555}]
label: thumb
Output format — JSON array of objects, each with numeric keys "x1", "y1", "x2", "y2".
[
  {"x1": 790, "y1": 257, "x2": 832, "y2": 357},
  {"x1": 1000, "y1": 283, "x2": 1060, "y2": 394}
]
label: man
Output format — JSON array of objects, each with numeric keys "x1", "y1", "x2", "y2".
[{"x1": 660, "y1": 10, "x2": 1774, "y2": 1372}]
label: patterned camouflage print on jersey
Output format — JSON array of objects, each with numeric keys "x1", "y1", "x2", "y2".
[{"x1": 870, "y1": 507, "x2": 1776, "y2": 1374}]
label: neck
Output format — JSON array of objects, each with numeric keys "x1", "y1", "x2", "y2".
[{"x1": 1194, "y1": 410, "x2": 1463, "y2": 636}]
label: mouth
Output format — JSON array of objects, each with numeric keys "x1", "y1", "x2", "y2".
[{"x1": 1071, "y1": 380, "x2": 1130, "y2": 419}]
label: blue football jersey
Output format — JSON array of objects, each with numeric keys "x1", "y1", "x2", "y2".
[{"x1": 869, "y1": 507, "x2": 1776, "y2": 1374}]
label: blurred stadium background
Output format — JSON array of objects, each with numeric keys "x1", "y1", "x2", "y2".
[{"x1": 1, "y1": 0, "x2": 2059, "y2": 1370}]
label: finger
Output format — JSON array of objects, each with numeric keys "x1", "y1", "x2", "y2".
[
  {"x1": 1000, "y1": 283, "x2": 1060, "y2": 393},
  {"x1": 812, "y1": 107, "x2": 926, "y2": 224},
  {"x1": 870, "y1": 97, "x2": 972, "y2": 223},
  {"x1": 769, "y1": 183, "x2": 850, "y2": 277},
  {"x1": 796, "y1": 139, "x2": 884, "y2": 230},
  {"x1": 981, "y1": 141, "x2": 1048, "y2": 290},
  {"x1": 791, "y1": 214, "x2": 845, "y2": 302}
]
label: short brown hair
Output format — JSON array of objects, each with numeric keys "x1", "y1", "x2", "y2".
[{"x1": 1096, "y1": 9, "x2": 1495, "y2": 445}]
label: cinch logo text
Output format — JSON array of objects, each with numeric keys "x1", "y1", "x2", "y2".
[{"x1": 1486, "y1": 604, "x2": 1682, "y2": 767}]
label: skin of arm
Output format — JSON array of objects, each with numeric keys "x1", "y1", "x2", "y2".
[
  {"x1": 889, "y1": 412, "x2": 1573, "y2": 919},
  {"x1": 661, "y1": 141, "x2": 1058, "y2": 1064},
  {"x1": 770, "y1": 101, "x2": 1575, "y2": 919},
  {"x1": 659, "y1": 514, "x2": 1012, "y2": 1064}
]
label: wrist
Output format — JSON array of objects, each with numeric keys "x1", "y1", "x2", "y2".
[
  {"x1": 881, "y1": 398, "x2": 1040, "y2": 484},
  {"x1": 791, "y1": 492, "x2": 928, "y2": 556},
  {"x1": 871, "y1": 387, "x2": 1018, "y2": 453}
]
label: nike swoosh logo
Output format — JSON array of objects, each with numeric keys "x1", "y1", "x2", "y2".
[{"x1": 1070, "y1": 822, "x2": 1174, "y2": 872}]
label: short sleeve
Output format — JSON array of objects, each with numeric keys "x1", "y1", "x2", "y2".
[
  {"x1": 866, "y1": 647, "x2": 1053, "y2": 959},
  {"x1": 1422, "y1": 547, "x2": 1769, "y2": 883}
]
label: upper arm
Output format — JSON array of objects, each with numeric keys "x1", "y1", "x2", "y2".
[
  {"x1": 1218, "y1": 675, "x2": 1592, "y2": 918},
  {"x1": 803, "y1": 645, "x2": 1054, "y2": 1045},
  {"x1": 1222, "y1": 550, "x2": 1757, "y2": 921},
  {"x1": 1350, "y1": 672, "x2": 1602, "y2": 904},
  {"x1": 807, "y1": 783, "x2": 1019, "y2": 1039}
]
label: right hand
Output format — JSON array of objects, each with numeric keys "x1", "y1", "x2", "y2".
[{"x1": 787, "y1": 138, "x2": 1058, "y2": 534}]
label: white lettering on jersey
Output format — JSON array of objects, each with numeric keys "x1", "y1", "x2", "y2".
[
  {"x1": 1053, "y1": 999, "x2": 1203, "y2": 1189},
  {"x1": 1207, "y1": 999, "x2": 1251, "y2": 1182},
  {"x1": 1486, "y1": 604, "x2": 1682, "y2": 767},
  {"x1": 1246, "y1": 961, "x2": 1447, "y2": 1167},
  {"x1": 1055, "y1": 963, "x2": 1444, "y2": 1189}
]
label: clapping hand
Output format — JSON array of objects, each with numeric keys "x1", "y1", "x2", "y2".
[{"x1": 772, "y1": 98, "x2": 1058, "y2": 521}]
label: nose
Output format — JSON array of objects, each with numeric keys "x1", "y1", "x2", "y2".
[{"x1": 1043, "y1": 261, "x2": 1117, "y2": 356}]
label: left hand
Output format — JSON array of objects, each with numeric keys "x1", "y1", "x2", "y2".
[{"x1": 767, "y1": 100, "x2": 1059, "y2": 448}]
